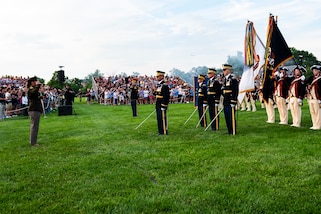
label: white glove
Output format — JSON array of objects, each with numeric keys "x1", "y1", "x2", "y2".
[
  {"x1": 297, "y1": 99, "x2": 303, "y2": 106},
  {"x1": 230, "y1": 104, "x2": 236, "y2": 108},
  {"x1": 318, "y1": 100, "x2": 321, "y2": 104},
  {"x1": 161, "y1": 107, "x2": 166, "y2": 111},
  {"x1": 215, "y1": 104, "x2": 219, "y2": 107},
  {"x1": 203, "y1": 104, "x2": 208, "y2": 107},
  {"x1": 300, "y1": 75, "x2": 305, "y2": 81}
]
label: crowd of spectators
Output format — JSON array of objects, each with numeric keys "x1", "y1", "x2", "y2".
[
  {"x1": 92, "y1": 75, "x2": 194, "y2": 105},
  {"x1": 0, "y1": 75, "x2": 63, "y2": 120},
  {"x1": 0, "y1": 76, "x2": 29, "y2": 119},
  {"x1": 0, "y1": 74, "x2": 194, "y2": 121}
]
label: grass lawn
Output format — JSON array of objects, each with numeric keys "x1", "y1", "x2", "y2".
[{"x1": 1, "y1": 99, "x2": 321, "y2": 213}]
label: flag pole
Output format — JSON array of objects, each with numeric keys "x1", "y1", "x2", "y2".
[{"x1": 261, "y1": 14, "x2": 274, "y2": 103}]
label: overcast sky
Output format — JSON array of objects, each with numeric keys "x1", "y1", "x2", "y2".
[{"x1": 1, "y1": 0, "x2": 320, "y2": 82}]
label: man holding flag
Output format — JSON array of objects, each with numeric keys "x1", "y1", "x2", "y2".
[
  {"x1": 263, "y1": 47, "x2": 277, "y2": 123},
  {"x1": 262, "y1": 15, "x2": 294, "y2": 123}
]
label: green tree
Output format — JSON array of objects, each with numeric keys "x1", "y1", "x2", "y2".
[
  {"x1": 47, "y1": 71, "x2": 64, "y2": 89},
  {"x1": 286, "y1": 47, "x2": 321, "y2": 77},
  {"x1": 132, "y1": 71, "x2": 140, "y2": 77},
  {"x1": 38, "y1": 78, "x2": 45, "y2": 84},
  {"x1": 67, "y1": 78, "x2": 83, "y2": 93},
  {"x1": 84, "y1": 69, "x2": 104, "y2": 90},
  {"x1": 118, "y1": 72, "x2": 127, "y2": 77}
]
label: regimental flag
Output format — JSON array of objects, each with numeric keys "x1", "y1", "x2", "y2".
[
  {"x1": 238, "y1": 21, "x2": 266, "y2": 103},
  {"x1": 262, "y1": 15, "x2": 294, "y2": 102}
]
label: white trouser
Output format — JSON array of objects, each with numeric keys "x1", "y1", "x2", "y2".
[
  {"x1": 264, "y1": 98, "x2": 275, "y2": 123},
  {"x1": 276, "y1": 96, "x2": 288, "y2": 124},
  {"x1": 289, "y1": 97, "x2": 301, "y2": 127},
  {"x1": 308, "y1": 99, "x2": 321, "y2": 129}
]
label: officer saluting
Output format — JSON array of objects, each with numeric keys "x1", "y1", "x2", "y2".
[
  {"x1": 27, "y1": 76, "x2": 43, "y2": 146},
  {"x1": 207, "y1": 68, "x2": 222, "y2": 130},
  {"x1": 155, "y1": 71, "x2": 170, "y2": 135},
  {"x1": 130, "y1": 77, "x2": 139, "y2": 117},
  {"x1": 221, "y1": 64, "x2": 239, "y2": 135},
  {"x1": 197, "y1": 74, "x2": 207, "y2": 127}
]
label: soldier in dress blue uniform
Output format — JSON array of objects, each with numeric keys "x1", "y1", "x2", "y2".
[
  {"x1": 207, "y1": 68, "x2": 222, "y2": 130},
  {"x1": 197, "y1": 74, "x2": 207, "y2": 127},
  {"x1": 130, "y1": 77, "x2": 139, "y2": 117},
  {"x1": 155, "y1": 71, "x2": 170, "y2": 135},
  {"x1": 221, "y1": 64, "x2": 239, "y2": 135}
]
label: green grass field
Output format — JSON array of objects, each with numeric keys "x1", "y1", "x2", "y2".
[{"x1": 1, "y1": 100, "x2": 320, "y2": 213}]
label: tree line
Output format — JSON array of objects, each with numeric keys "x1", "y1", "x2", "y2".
[{"x1": 45, "y1": 47, "x2": 320, "y2": 92}]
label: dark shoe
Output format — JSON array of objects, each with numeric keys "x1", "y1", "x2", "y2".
[{"x1": 32, "y1": 144, "x2": 40, "y2": 147}]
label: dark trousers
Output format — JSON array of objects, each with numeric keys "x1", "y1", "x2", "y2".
[
  {"x1": 66, "y1": 100, "x2": 73, "y2": 106},
  {"x1": 22, "y1": 104, "x2": 28, "y2": 116},
  {"x1": 198, "y1": 105, "x2": 207, "y2": 127},
  {"x1": 131, "y1": 100, "x2": 137, "y2": 116},
  {"x1": 156, "y1": 108, "x2": 167, "y2": 135},
  {"x1": 29, "y1": 111, "x2": 41, "y2": 145},
  {"x1": 224, "y1": 105, "x2": 236, "y2": 135},
  {"x1": 209, "y1": 104, "x2": 219, "y2": 130}
]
